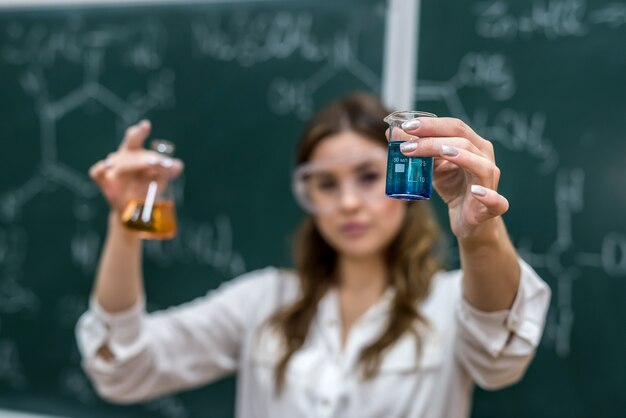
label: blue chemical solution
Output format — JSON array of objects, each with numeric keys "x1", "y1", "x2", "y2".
[{"x1": 385, "y1": 141, "x2": 433, "y2": 200}]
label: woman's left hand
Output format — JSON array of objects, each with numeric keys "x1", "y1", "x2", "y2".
[{"x1": 397, "y1": 117, "x2": 509, "y2": 240}]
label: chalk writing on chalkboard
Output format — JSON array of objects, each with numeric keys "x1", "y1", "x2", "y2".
[
  {"x1": 0, "y1": 18, "x2": 247, "y2": 281},
  {"x1": 418, "y1": 20, "x2": 626, "y2": 357},
  {"x1": 0, "y1": 3, "x2": 388, "y2": 416},
  {"x1": 420, "y1": 75, "x2": 626, "y2": 357},
  {"x1": 473, "y1": 0, "x2": 626, "y2": 41},
  {"x1": 0, "y1": 329, "x2": 27, "y2": 389},
  {"x1": 417, "y1": 51, "x2": 558, "y2": 173},
  {"x1": 191, "y1": 10, "x2": 382, "y2": 120}
]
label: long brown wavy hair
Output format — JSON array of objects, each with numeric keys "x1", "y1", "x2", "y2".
[{"x1": 269, "y1": 91, "x2": 444, "y2": 394}]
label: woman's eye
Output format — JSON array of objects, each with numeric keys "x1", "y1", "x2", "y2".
[
  {"x1": 359, "y1": 172, "x2": 381, "y2": 184},
  {"x1": 317, "y1": 180, "x2": 337, "y2": 191}
]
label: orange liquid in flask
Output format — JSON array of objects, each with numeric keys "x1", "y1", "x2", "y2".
[{"x1": 121, "y1": 199, "x2": 177, "y2": 239}]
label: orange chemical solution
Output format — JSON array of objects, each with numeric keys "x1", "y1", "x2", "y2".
[{"x1": 121, "y1": 199, "x2": 177, "y2": 239}]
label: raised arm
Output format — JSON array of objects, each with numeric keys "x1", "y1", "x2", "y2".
[
  {"x1": 399, "y1": 116, "x2": 550, "y2": 389},
  {"x1": 399, "y1": 116, "x2": 520, "y2": 310},
  {"x1": 89, "y1": 120, "x2": 183, "y2": 315}
]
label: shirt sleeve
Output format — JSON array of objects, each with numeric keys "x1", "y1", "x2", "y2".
[
  {"x1": 454, "y1": 258, "x2": 551, "y2": 390},
  {"x1": 75, "y1": 267, "x2": 280, "y2": 403}
]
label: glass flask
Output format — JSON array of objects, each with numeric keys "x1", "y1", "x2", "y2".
[
  {"x1": 121, "y1": 139, "x2": 178, "y2": 239},
  {"x1": 384, "y1": 111, "x2": 437, "y2": 200}
]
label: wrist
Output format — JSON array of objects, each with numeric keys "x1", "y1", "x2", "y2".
[
  {"x1": 457, "y1": 217, "x2": 507, "y2": 252},
  {"x1": 107, "y1": 210, "x2": 120, "y2": 227},
  {"x1": 107, "y1": 211, "x2": 141, "y2": 244}
]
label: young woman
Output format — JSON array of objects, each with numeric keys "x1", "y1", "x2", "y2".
[{"x1": 76, "y1": 92, "x2": 550, "y2": 418}]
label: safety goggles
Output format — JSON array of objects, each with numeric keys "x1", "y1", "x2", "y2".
[{"x1": 292, "y1": 149, "x2": 388, "y2": 215}]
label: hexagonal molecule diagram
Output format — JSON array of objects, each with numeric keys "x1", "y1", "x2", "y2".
[{"x1": 1, "y1": 18, "x2": 175, "y2": 275}]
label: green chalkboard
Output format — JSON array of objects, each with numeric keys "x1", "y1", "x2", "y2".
[
  {"x1": 417, "y1": 0, "x2": 626, "y2": 417},
  {"x1": 0, "y1": 1, "x2": 386, "y2": 417},
  {"x1": 1, "y1": 0, "x2": 625, "y2": 417}
]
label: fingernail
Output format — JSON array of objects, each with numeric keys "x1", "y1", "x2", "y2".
[
  {"x1": 401, "y1": 119, "x2": 421, "y2": 131},
  {"x1": 471, "y1": 185, "x2": 487, "y2": 196},
  {"x1": 145, "y1": 156, "x2": 160, "y2": 165},
  {"x1": 400, "y1": 141, "x2": 418, "y2": 153},
  {"x1": 103, "y1": 159, "x2": 113, "y2": 168},
  {"x1": 441, "y1": 145, "x2": 459, "y2": 156},
  {"x1": 140, "y1": 120, "x2": 150, "y2": 129},
  {"x1": 160, "y1": 158, "x2": 173, "y2": 168}
]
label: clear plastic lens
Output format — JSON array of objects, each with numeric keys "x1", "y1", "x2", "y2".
[{"x1": 292, "y1": 150, "x2": 388, "y2": 214}]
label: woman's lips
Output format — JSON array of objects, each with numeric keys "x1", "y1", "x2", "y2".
[{"x1": 340, "y1": 222, "x2": 370, "y2": 236}]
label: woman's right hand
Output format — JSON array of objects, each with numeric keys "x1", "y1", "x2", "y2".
[{"x1": 88, "y1": 120, "x2": 184, "y2": 215}]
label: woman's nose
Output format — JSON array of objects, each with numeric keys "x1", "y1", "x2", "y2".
[{"x1": 338, "y1": 184, "x2": 363, "y2": 212}]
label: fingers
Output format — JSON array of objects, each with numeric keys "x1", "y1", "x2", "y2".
[
  {"x1": 89, "y1": 151, "x2": 184, "y2": 184},
  {"x1": 437, "y1": 144, "x2": 500, "y2": 188},
  {"x1": 433, "y1": 158, "x2": 458, "y2": 172},
  {"x1": 88, "y1": 159, "x2": 110, "y2": 186},
  {"x1": 469, "y1": 185, "x2": 510, "y2": 218},
  {"x1": 452, "y1": 185, "x2": 509, "y2": 238},
  {"x1": 110, "y1": 155, "x2": 184, "y2": 181},
  {"x1": 386, "y1": 127, "x2": 414, "y2": 142},
  {"x1": 401, "y1": 116, "x2": 494, "y2": 157},
  {"x1": 119, "y1": 120, "x2": 152, "y2": 151},
  {"x1": 400, "y1": 136, "x2": 483, "y2": 158}
]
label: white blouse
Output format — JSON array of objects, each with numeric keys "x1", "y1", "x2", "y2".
[{"x1": 76, "y1": 259, "x2": 550, "y2": 418}]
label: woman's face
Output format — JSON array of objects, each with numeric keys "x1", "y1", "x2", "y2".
[{"x1": 307, "y1": 131, "x2": 407, "y2": 260}]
